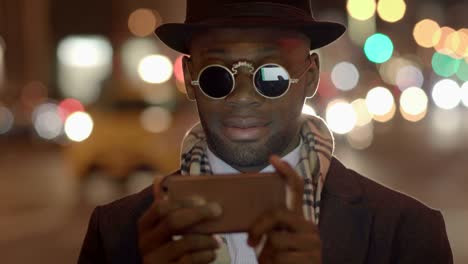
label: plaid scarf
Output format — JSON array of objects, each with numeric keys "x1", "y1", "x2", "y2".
[{"x1": 180, "y1": 115, "x2": 334, "y2": 224}]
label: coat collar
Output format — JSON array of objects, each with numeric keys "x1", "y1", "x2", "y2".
[{"x1": 319, "y1": 157, "x2": 373, "y2": 264}]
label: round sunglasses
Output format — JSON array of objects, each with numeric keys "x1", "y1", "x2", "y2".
[{"x1": 190, "y1": 59, "x2": 313, "y2": 99}]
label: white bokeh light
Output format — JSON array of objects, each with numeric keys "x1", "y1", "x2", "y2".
[
  {"x1": 121, "y1": 38, "x2": 159, "y2": 81},
  {"x1": 351, "y1": 98, "x2": 373, "y2": 127},
  {"x1": 395, "y1": 65, "x2": 424, "y2": 91},
  {"x1": 57, "y1": 36, "x2": 113, "y2": 104},
  {"x1": 57, "y1": 36, "x2": 112, "y2": 67},
  {"x1": 326, "y1": 100, "x2": 357, "y2": 135},
  {"x1": 346, "y1": 123, "x2": 374, "y2": 150},
  {"x1": 140, "y1": 107, "x2": 172, "y2": 133},
  {"x1": 33, "y1": 103, "x2": 63, "y2": 140},
  {"x1": 400, "y1": 87, "x2": 428, "y2": 115},
  {"x1": 302, "y1": 104, "x2": 317, "y2": 116},
  {"x1": 0, "y1": 106, "x2": 14, "y2": 134},
  {"x1": 432, "y1": 79, "x2": 461, "y2": 110},
  {"x1": 365, "y1": 87, "x2": 395, "y2": 116},
  {"x1": 461, "y1": 82, "x2": 468, "y2": 107},
  {"x1": 138, "y1": 55, "x2": 173, "y2": 84},
  {"x1": 64, "y1": 111, "x2": 94, "y2": 142},
  {"x1": 331, "y1": 62, "x2": 360, "y2": 91}
]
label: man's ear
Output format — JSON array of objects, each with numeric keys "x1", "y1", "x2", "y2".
[
  {"x1": 305, "y1": 52, "x2": 320, "y2": 99},
  {"x1": 182, "y1": 56, "x2": 196, "y2": 101}
]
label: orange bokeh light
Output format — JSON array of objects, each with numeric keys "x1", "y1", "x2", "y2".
[
  {"x1": 128, "y1": 9, "x2": 161, "y2": 37},
  {"x1": 453, "y1": 29, "x2": 468, "y2": 59},
  {"x1": 413, "y1": 19, "x2": 440, "y2": 48},
  {"x1": 434, "y1": 27, "x2": 456, "y2": 55}
]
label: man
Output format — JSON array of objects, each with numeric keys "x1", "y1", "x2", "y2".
[{"x1": 79, "y1": 0, "x2": 453, "y2": 263}]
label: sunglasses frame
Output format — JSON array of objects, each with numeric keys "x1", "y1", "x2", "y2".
[{"x1": 190, "y1": 58, "x2": 313, "y2": 100}]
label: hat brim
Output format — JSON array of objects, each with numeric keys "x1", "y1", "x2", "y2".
[{"x1": 155, "y1": 19, "x2": 346, "y2": 54}]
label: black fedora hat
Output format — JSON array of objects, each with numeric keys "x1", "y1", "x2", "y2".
[{"x1": 155, "y1": 0, "x2": 346, "y2": 54}]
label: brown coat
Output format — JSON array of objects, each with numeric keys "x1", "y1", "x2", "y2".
[{"x1": 78, "y1": 158, "x2": 453, "y2": 263}]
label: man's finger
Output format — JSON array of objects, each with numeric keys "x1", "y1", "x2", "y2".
[
  {"x1": 248, "y1": 209, "x2": 314, "y2": 246},
  {"x1": 139, "y1": 202, "x2": 222, "y2": 251},
  {"x1": 270, "y1": 155, "x2": 304, "y2": 215},
  {"x1": 144, "y1": 234, "x2": 218, "y2": 263},
  {"x1": 268, "y1": 231, "x2": 320, "y2": 251}
]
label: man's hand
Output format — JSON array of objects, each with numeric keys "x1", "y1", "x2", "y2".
[
  {"x1": 248, "y1": 155, "x2": 322, "y2": 264},
  {"x1": 138, "y1": 176, "x2": 223, "y2": 264}
]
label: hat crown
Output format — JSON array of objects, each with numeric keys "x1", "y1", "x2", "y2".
[{"x1": 185, "y1": 0, "x2": 315, "y2": 23}]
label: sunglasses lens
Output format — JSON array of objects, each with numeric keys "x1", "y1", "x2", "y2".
[
  {"x1": 254, "y1": 64, "x2": 290, "y2": 97},
  {"x1": 199, "y1": 66, "x2": 233, "y2": 98}
]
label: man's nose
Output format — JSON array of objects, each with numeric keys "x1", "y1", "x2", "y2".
[{"x1": 225, "y1": 73, "x2": 263, "y2": 107}]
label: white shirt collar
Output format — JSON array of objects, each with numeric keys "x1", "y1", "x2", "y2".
[{"x1": 206, "y1": 137, "x2": 303, "y2": 174}]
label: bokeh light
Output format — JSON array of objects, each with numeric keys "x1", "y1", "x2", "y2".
[
  {"x1": 364, "y1": 33, "x2": 394, "y2": 63},
  {"x1": 174, "y1": 55, "x2": 185, "y2": 83},
  {"x1": 57, "y1": 36, "x2": 113, "y2": 104},
  {"x1": 396, "y1": 65, "x2": 424, "y2": 91},
  {"x1": 140, "y1": 107, "x2": 172, "y2": 133},
  {"x1": 444, "y1": 30, "x2": 467, "y2": 59},
  {"x1": 432, "y1": 79, "x2": 461, "y2": 110},
  {"x1": 138, "y1": 55, "x2": 173, "y2": 84},
  {"x1": 432, "y1": 52, "x2": 461, "y2": 77},
  {"x1": 434, "y1": 27, "x2": 456, "y2": 56},
  {"x1": 351, "y1": 98, "x2": 373, "y2": 127},
  {"x1": 57, "y1": 36, "x2": 113, "y2": 68},
  {"x1": 128, "y1": 8, "x2": 161, "y2": 37},
  {"x1": 346, "y1": 123, "x2": 374, "y2": 150},
  {"x1": 121, "y1": 38, "x2": 159, "y2": 81},
  {"x1": 33, "y1": 103, "x2": 63, "y2": 140},
  {"x1": 413, "y1": 19, "x2": 440, "y2": 48},
  {"x1": 377, "y1": 0, "x2": 406, "y2": 23},
  {"x1": 331, "y1": 62, "x2": 360, "y2": 91},
  {"x1": 325, "y1": 100, "x2": 357, "y2": 135},
  {"x1": 347, "y1": 0, "x2": 376, "y2": 21},
  {"x1": 459, "y1": 81, "x2": 468, "y2": 107},
  {"x1": 366, "y1": 86, "x2": 395, "y2": 116},
  {"x1": 456, "y1": 59, "x2": 468, "y2": 81},
  {"x1": 58, "y1": 98, "x2": 85, "y2": 121},
  {"x1": 21, "y1": 81, "x2": 48, "y2": 108},
  {"x1": 378, "y1": 56, "x2": 416, "y2": 86},
  {"x1": 0, "y1": 105, "x2": 14, "y2": 134},
  {"x1": 373, "y1": 103, "x2": 396, "y2": 123},
  {"x1": 453, "y1": 29, "x2": 468, "y2": 58},
  {"x1": 302, "y1": 104, "x2": 317, "y2": 116},
  {"x1": 64, "y1": 111, "x2": 94, "y2": 142},
  {"x1": 399, "y1": 87, "x2": 428, "y2": 122}
]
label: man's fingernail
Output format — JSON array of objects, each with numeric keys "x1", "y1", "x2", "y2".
[
  {"x1": 190, "y1": 196, "x2": 206, "y2": 206},
  {"x1": 209, "y1": 203, "x2": 223, "y2": 217}
]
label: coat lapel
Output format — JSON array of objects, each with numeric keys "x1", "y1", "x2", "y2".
[{"x1": 319, "y1": 158, "x2": 373, "y2": 264}]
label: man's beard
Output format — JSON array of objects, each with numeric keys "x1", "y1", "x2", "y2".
[{"x1": 203, "y1": 124, "x2": 291, "y2": 169}]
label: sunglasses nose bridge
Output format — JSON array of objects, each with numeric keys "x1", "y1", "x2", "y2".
[{"x1": 226, "y1": 72, "x2": 262, "y2": 104}]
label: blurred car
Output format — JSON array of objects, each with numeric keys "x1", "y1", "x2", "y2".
[{"x1": 63, "y1": 76, "x2": 198, "y2": 192}]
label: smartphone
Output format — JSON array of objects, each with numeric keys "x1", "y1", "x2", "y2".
[{"x1": 165, "y1": 173, "x2": 287, "y2": 234}]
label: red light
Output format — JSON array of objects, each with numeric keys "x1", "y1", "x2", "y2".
[
  {"x1": 174, "y1": 55, "x2": 185, "y2": 83},
  {"x1": 58, "y1": 98, "x2": 84, "y2": 121}
]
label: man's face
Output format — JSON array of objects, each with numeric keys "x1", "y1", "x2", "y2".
[{"x1": 183, "y1": 28, "x2": 320, "y2": 172}]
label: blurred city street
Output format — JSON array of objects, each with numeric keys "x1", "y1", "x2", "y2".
[
  {"x1": 1, "y1": 111, "x2": 468, "y2": 263},
  {"x1": 0, "y1": 138, "x2": 90, "y2": 263}
]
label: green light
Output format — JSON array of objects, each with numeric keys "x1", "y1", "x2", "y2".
[
  {"x1": 431, "y1": 52, "x2": 461, "y2": 78},
  {"x1": 456, "y1": 59, "x2": 468, "y2": 81},
  {"x1": 364, "y1": 33, "x2": 394, "y2": 64}
]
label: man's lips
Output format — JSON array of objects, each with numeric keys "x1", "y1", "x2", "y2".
[
  {"x1": 221, "y1": 117, "x2": 271, "y2": 141},
  {"x1": 222, "y1": 117, "x2": 270, "y2": 128}
]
